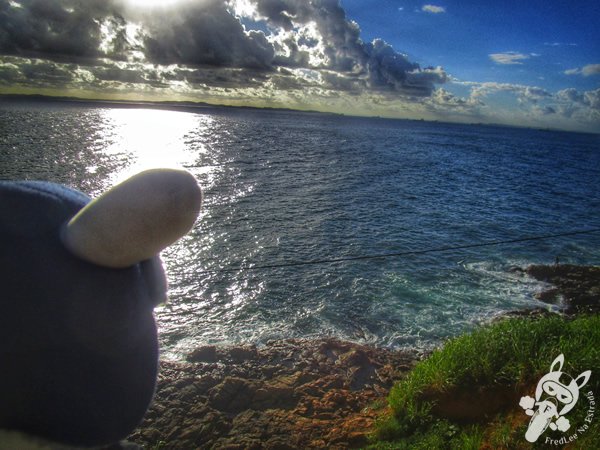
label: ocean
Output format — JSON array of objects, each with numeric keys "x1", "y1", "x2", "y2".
[{"x1": 2, "y1": 98, "x2": 599, "y2": 359}]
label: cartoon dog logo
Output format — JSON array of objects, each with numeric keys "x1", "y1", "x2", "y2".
[{"x1": 519, "y1": 354, "x2": 591, "y2": 443}]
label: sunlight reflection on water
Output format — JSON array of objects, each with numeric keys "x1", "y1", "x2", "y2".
[
  {"x1": 98, "y1": 108, "x2": 211, "y2": 184},
  {"x1": 93, "y1": 107, "x2": 259, "y2": 353},
  {"x1": 3, "y1": 101, "x2": 599, "y2": 361}
]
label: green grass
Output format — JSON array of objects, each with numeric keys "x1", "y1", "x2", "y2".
[{"x1": 370, "y1": 314, "x2": 600, "y2": 449}]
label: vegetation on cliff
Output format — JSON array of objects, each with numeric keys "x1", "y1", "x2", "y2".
[{"x1": 371, "y1": 312, "x2": 599, "y2": 448}]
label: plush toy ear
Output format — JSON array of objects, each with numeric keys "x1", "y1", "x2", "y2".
[
  {"x1": 550, "y1": 354, "x2": 565, "y2": 373},
  {"x1": 575, "y1": 370, "x2": 592, "y2": 389},
  {"x1": 62, "y1": 169, "x2": 202, "y2": 268}
]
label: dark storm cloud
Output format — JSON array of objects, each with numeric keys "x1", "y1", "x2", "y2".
[
  {"x1": 19, "y1": 59, "x2": 74, "y2": 84},
  {"x1": 250, "y1": 0, "x2": 446, "y2": 95},
  {"x1": 0, "y1": 56, "x2": 76, "y2": 87},
  {"x1": 141, "y1": 0, "x2": 275, "y2": 70},
  {"x1": 0, "y1": 0, "x2": 119, "y2": 59},
  {"x1": 175, "y1": 66, "x2": 270, "y2": 88},
  {"x1": 252, "y1": 0, "x2": 363, "y2": 69},
  {"x1": 0, "y1": 60, "x2": 21, "y2": 82},
  {"x1": 0, "y1": 0, "x2": 446, "y2": 98},
  {"x1": 90, "y1": 64, "x2": 153, "y2": 85},
  {"x1": 0, "y1": 0, "x2": 273, "y2": 71},
  {"x1": 271, "y1": 34, "x2": 310, "y2": 67},
  {"x1": 364, "y1": 39, "x2": 448, "y2": 95}
]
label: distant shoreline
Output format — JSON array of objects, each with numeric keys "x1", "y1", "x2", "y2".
[
  {"x1": 0, "y1": 92, "x2": 344, "y2": 118},
  {"x1": 2, "y1": 92, "x2": 598, "y2": 136}
]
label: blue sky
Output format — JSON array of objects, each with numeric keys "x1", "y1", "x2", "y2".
[
  {"x1": 342, "y1": 0, "x2": 600, "y2": 92},
  {"x1": 0, "y1": 0, "x2": 598, "y2": 132}
]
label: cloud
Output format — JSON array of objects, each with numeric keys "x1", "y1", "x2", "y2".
[
  {"x1": 422, "y1": 4, "x2": 446, "y2": 14},
  {"x1": 246, "y1": 0, "x2": 446, "y2": 96},
  {"x1": 489, "y1": 52, "x2": 530, "y2": 65},
  {"x1": 0, "y1": 56, "x2": 77, "y2": 87},
  {"x1": 141, "y1": 0, "x2": 275, "y2": 70},
  {"x1": 2, "y1": 0, "x2": 595, "y2": 133},
  {"x1": 424, "y1": 88, "x2": 483, "y2": 118},
  {"x1": 555, "y1": 87, "x2": 600, "y2": 110},
  {"x1": 0, "y1": 0, "x2": 447, "y2": 100},
  {"x1": 580, "y1": 64, "x2": 599, "y2": 76},
  {"x1": 564, "y1": 64, "x2": 600, "y2": 76},
  {"x1": 0, "y1": 0, "x2": 118, "y2": 59},
  {"x1": 534, "y1": 105, "x2": 556, "y2": 115},
  {"x1": 544, "y1": 42, "x2": 577, "y2": 47},
  {"x1": 553, "y1": 87, "x2": 600, "y2": 123},
  {"x1": 466, "y1": 81, "x2": 552, "y2": 106},
  {"x1": 451, "y1": 79, "x2": 599, "y2": 129}
]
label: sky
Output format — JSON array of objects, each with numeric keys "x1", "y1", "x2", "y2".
[{"x1": 0, "y1": 0, "x2": 599, "y2": 133}]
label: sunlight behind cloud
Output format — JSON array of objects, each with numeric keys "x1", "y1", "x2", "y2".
[
  {"x1": 230, "y1": 0, "x2": 257, "y2": 18},
  {"x1": 125, "y1": 0, "x2": 189, "y2": 9}
]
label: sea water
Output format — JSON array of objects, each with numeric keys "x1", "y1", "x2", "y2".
[{"x1": 1, "y1": 98, "x2": 599, "y2": 359}]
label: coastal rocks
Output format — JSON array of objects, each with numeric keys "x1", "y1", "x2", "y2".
[
  {"x1": 129, "y1": 338, "x2": 417, "y2": 449},
  {"x1": 188, "y1": 345, "x2": 217, "y2": 363},
  {"x1": 526, "y1": 264, "x2": 600, "y2": 314}
]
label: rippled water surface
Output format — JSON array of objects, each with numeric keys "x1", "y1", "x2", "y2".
[{"x1": 2, "y1": 99, "x2": 599, "y2": 359}]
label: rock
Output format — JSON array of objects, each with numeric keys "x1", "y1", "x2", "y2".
[
  {"x1": 128, "y1": 338, "x2": 418, "y2": 448},
  {"x1": 223, "y1": 344, "x2": 258, "y2": 362},
  {"x1": 252, "y1": 383, "x2": 297, "y2": 410},
  {"x1": 187, "y1": 345, "x2": 217, "y2": 363},
  {"x1": 123, "y1": 265, "x2": 597, "y2": 448},
  {"x1": 209, "y1": 377, "x2": 255, "y2": 412},
  {"x1": 533, "y1": 287, "x2": 560, "y2": 303},
  {"x1": 527, "y1": 264, "x2": 600, "y2": 314}
]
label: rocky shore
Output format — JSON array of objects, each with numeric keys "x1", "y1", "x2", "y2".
[
  {"x1": 128, "y1": 264, "x2": 599, "y2": 449},
  {"x1": 526, "y1": 264, "x2": 600, "y2": 314},
  {"x1": 128, "y1": 339, "x2": 418, "y2": 449}
]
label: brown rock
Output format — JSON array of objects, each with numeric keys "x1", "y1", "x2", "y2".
[
  {"x1": 209, "y1": 377, "x2": 256, "y2": 412},
  {"x1": 223, "y1": 344, "x2": 258, "y2": 362},
  {"x1": 526, "y1": 264, "x2": 600, "y2": 313},
  {"x1": 187, "y1": 345, "x2": 217, "y2": 363},
  {"x1": 129, "y1": 338, "x2": 419, "y2": 449}
]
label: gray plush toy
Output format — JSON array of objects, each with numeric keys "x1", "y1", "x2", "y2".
[{"x1": 0, "y1": 169, "x2": 202, "y2": 447}]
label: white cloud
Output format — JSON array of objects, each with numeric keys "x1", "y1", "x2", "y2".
[
  {"x1": 489, "y1": 52, "x2": 530, "y2": 65},
  {"x1": 544, "y1": 42, "x2": 577, "y2": 47},
  {"x1": 453, "y1": 80, "x2": 599, "y2": 130},
  {"x1": 564, "y1": 64, "x2": 600, "y2": 77},
  {"x1": 422, "y1": 4, "x2": 446, "y2": 14},
  {"x1": 580, "y1": 64, "x2": 599, "y2": 76},
  {"x1": 466, "y1": 81, "x2": 551, "y2": 104}
]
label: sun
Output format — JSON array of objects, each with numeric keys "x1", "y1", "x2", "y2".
[{"x1": 124, "y1": 0, "x2": 188, "y2": 9}]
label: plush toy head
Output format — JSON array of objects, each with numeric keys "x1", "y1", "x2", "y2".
[{"x1": 0, "y1": 169, "x2": 202, "y2": 447}]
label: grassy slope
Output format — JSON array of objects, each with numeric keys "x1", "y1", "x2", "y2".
[{"x1": 370, "y1": 315, "x2": 600, "y2": 449}]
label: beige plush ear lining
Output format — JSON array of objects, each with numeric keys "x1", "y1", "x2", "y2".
[{"x1": 62, "y1": 169, "x2": 202, "y2": 268}]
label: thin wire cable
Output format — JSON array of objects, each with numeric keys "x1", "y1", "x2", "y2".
[{"x1": 196, "y1": 227, "x2": 600, "y2": 275}]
